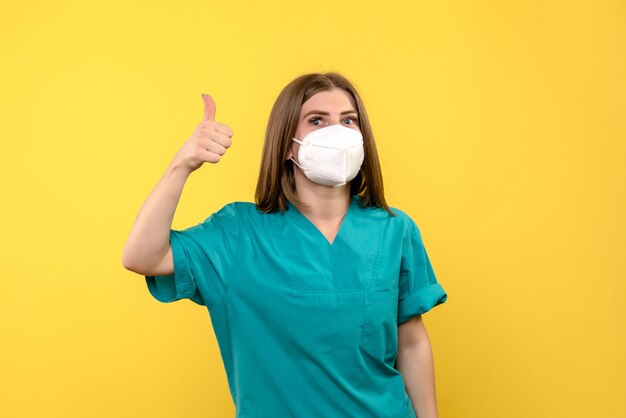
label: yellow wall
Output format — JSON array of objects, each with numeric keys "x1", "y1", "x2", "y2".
[{"x1": 1, "y1": 1, "x2": 624, "y2": 417}]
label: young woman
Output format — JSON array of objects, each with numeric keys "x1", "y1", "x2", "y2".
[{"x1": 123, "y1": 72, "x2": 448, "y2": 418}]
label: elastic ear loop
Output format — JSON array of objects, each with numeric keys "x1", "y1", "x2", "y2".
[
  {"x1": 290, "y1": 138, "x2": 309, "y2": 171},
  {"x1": 290, "y1": 156, "x2": 307, "y2": 170}
]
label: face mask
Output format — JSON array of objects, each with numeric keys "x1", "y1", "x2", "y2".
[{"x1": 290, "y1": 124, "x2": 365, "y2": 188}]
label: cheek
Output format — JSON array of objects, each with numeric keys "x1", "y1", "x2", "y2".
[
  {"x1": 294, "y1": 126, "x2": 308, "y2": 140},
  {"x1": 294, "y1": 120, "x2": 304, "y2": 136},
  {"x1": 296, "y1": 119, "x2": 320, "y2": 140}
]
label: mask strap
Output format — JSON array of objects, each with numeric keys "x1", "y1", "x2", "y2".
[
  {"x1": 290, "y1": 137, "x2": 308, "y2": 171},
  {"x1": 289, "y1": 157, "x2": 308, "y2": 171}
]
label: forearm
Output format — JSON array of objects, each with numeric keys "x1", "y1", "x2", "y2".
[
  {"x1": 395, "y1": 340, "x2": 440, "y2": 418},
  {"x1": 122, "y1": 162, "x2": 191, "y2": 271}
]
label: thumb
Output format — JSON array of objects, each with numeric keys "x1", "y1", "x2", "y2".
[{"x1": 201, "y1": 93, "x2": 216, "y2": 121}]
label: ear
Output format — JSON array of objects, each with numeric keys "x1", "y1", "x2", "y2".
[{"x1": 285, "y1": 144, "x2": 294, "y2": 161}]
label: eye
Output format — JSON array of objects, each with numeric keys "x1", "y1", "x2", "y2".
[
  {"x1": 343, "y1": 116, "x2": 358, "y2": 125},
  {"x1": 308, "y1": 116, "x2": 323, "y2": 126}
]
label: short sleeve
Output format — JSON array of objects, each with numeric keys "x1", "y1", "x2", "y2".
[
  {"x1": 145, "y1": 202, "x2": 241, "y2": 309},
  {"x1": 397, "y1": 216, "x2": 448, "y2": 324}
]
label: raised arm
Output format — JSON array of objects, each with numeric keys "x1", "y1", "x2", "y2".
[{"x1": 122, "y1": 94, "x2": 234, "y2": 275}]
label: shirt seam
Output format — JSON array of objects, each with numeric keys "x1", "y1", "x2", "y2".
[
  {"x1": 209, "y1": 202, "x2": 243, "y2": 312},
  {"x1": 367, "y1": 208, "x2": 385, "y2": 289},
  {"x1": 172, "y1": 232, "x2": 195, "y2": 299}
]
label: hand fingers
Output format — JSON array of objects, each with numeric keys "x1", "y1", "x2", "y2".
[
  {"x1": 196, "y1": 121, "x2": 233, "y2": 147},
  {"x1": 201, "y1": 93, "x2": 216, "y2": 121},
  {"x1": 195, "y1": 121, "x2": 234, "y2": 139},
  {"x1": 213, "y1": 122, "x2": 234, "y2": 138},
  {"x1": 199, "y1": 131, "x2": 232, "y2": 149},
  {"x1": 199, "y1": 148, "x2": 222, "y2": 164},
  {"x1": 204, "y1": 139, "x2": 227, "y2": 156},
  {"x1": 211, "y1": 132, "x2": 233, "y2": 148}
]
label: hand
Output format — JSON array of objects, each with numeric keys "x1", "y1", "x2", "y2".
[{"x1": 170, "y1": 94, "x2": 234, "y2": 173}]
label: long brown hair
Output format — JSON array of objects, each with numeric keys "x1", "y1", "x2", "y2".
[{"x1": 254, "y1": 72, "x2": 396, "y2": 217}]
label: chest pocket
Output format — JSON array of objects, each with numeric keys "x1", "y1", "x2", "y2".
[{"x1": 360, "y1": 288, "x2": 399, "y2": 361}]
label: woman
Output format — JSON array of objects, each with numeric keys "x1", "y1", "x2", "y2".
[{"x1": 122, "y1": 72, "x2": 448, "y2": 418}]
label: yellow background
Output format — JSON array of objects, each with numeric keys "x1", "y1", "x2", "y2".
[{"x1": 1, "y1": 1, "x2": 624, "y2": 417}]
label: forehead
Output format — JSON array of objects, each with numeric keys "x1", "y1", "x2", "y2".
[{"x1": 300, "y1": 89, "x2": 356, "y2": 113}]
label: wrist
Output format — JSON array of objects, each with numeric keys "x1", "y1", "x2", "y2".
[
  {"x1": 163, "y1": 162, "x2": 193, "y2": 187},
  {"x1": 166, "y1": 161, "x2": 192, "y2": 178}
]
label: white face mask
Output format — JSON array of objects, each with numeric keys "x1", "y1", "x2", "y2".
[{"x1": 290, "y1": 124, "x2": 365, "y2": 188}]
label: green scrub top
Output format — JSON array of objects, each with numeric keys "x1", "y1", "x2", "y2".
[{"x1": 145, "y1": 194, "x2": 448, "y2": 418}]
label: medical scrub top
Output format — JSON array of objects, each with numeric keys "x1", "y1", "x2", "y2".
[{"x1": 145, "y1": 194, "x2": 448, "y2": 418}]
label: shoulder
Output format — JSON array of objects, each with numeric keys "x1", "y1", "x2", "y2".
[
  {"x1": 349, "y1": 195, "x2": 417, "y2": 240},
  {"x1": 193, "y1": 201, "x2": 253, "y2": 238},
  {"x1": 211, "y1": 200, "x2": 260, "y2": 215},
  {"x1": 210, "y1": 200, "x2": 268, "y2": 224},
  {"x1": 382, "y1": 204, "x2": 422, "y2": 237}
]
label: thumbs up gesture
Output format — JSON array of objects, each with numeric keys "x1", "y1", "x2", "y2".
[{"x1": 171, "y1": 94, "x2": 235, "y2": 174}]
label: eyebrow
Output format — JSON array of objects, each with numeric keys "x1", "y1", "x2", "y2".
[{"x1": 302, "y1": 109, "x2": 358, "y2": 120}]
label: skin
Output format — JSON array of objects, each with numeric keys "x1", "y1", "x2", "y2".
[
  {"x1": 397, "y1": 316, "x2": 440, "y2": 418},
  {"x1": 286, "y1": 89, "x2": 439, "y2": 417}
]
